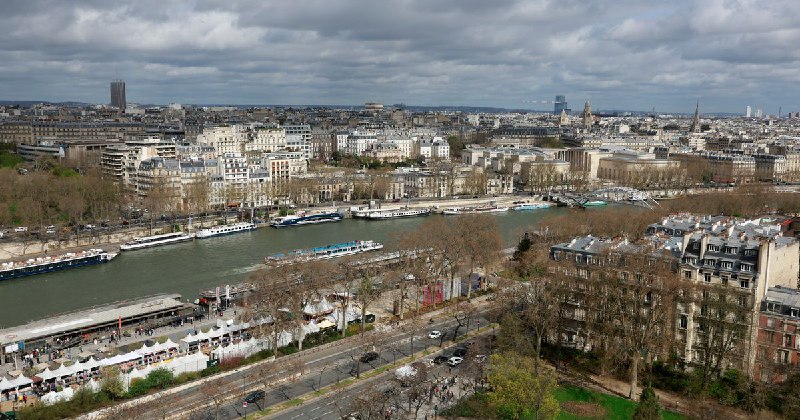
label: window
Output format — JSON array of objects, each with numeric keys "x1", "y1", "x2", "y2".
[
  {"x1": 701, "y1": 305, "x2": 709, "y2": 316},
  {"x1": 767, "y1": 318, "x2": 775, "y2": 328},
  {"x1": 721, "y1": 276, "x2": 729, "y2": 285},
  {"x1": 704, "y1": 273, "x2": 712, "y2": 283},
  {"x1": 702, "y1": 290, "x2": 710, "y2": 299},
  {"x1": 720, "y1": 261, "x2": 733, "y2": 270},
  {"x1": 645, "y1": 291, "x2": 653, "y2": 303},
  {"x1": 744, "y1": 249, "x2": 757, "y2": 257},
  {"x1": 693, "y1": 242, "x2": 700, "y2": 250},
  {"x1": 684, "y1": 270, "x2": 692, "y2": 279},
  {"x1": 784, "y1": 334, "x2": 793, "y2": 348},
  {"x1": 740, "y1": 280, "x2": 750, "y2": 289},
  {"x1": 791, "y1": 308, "x2": 799, "y2": 318},
  {"x1": 680, "y1": 314, "x2": 688, "y2": 329},
  {"x1": 725, "y1": 247, "x2": 738, "y2": 254},
  {"x1": 739, "y1": 296, "x2": 748, "y2": 307},
  {"x1": 707, "y1": 244, "x2": 720, "y2": 252},
  {"x1": 767, "y1": 302, "x2": 781, "y2": 313},
  {"x1": 741, "y1": 264, "x2": 753, "y2": 272}
]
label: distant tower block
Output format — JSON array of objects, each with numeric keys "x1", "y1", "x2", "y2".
[
  {"x1": 746, "y1": 105, "x2": 751, "y2": 118},
  {"x1": 554, "y1": 95, "x2": 567, "y2": 115},
  {"x1": 110, "y1": 80, "x2": 126, "y2": 111},
  {"x1": 582, "y1": 101, "x2": 592, "y2": 130},
  {"x1": 690, "y1": 100, "x2": 700, "y2": 133}
]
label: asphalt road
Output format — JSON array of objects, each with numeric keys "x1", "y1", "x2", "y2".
[
  {"x1": 123, "y1": 310, "x2": 489, "y2": 420},
  {"x1": 269, "y1": 340, "x2": 480, "y2": 420}
]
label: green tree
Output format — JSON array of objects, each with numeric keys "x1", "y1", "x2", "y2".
[
  {"x1": 633, "y1": 384, "x2": 662, "y2": 420},
  {"x1": 487, "y1": 352, "x2": 560, "y2": 420},
  {"x1": 100, "y1": 366, "x2": 126, "y2": 400}
]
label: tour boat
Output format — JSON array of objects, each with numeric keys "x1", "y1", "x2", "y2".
[
  {"x1": 0, "y1": 249, "x2": 116, "y2": 281},
  {"x1": 264, "y1": 240, "x2": 384, "y2": 266},
  {"x1": 364, "y1": 207, "x2": 432, "y2": 220},
  {"x1": 195, "y1": 222, "x2": 257, "y2": 239},
  {"x1": 512, "y1": 203, "x2": 554, "y2": 211},
  {"x1": 442, "y1": 205, "x2": 510, "y2": 215},
  {"x1": 269, "y1": 212, "x2": 343, "y2": 228},
  {"x1": 119, "y1": 232, "x2": 195, "y2": 251}
]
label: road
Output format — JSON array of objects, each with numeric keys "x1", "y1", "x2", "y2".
[
  {"x1": 113, "y1": 308, "x2": 490, "y2": 420},
  {"x1": 269, "y1": 339, "x2": 481, "y2": 420}
]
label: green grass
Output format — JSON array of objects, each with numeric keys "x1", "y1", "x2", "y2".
[{"x1": 554, "y1": 385, "x2": 683, "y2": 420}]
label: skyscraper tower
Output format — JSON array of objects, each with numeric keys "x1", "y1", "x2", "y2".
[
  {"x1": 110, "y1": 80, "x2": 126, "y2": 111},
  {"x1": 690, "y1": 100, "x2": 700, "y2": 133},
  {"x1": 746, "y1": 105, "x2": 751, "y2": 118},
  {"x1": 554, "y1": 95, "x2": 567, "y2": 115},
  {"x1": 582, "y1": 101, "x2": 592, "y2": 130}
]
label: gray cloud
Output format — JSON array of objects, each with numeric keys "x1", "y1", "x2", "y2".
[{"x1": 0, "y1": 0, "x2": 798, "y2": 113}]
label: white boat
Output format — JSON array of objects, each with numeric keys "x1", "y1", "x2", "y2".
[
  {"x1": 512, "y1": 203, "x2": 553, "y2": 211},
  {"x1": 195, "y1": 222, "x2": 257, "y2": 239},
  {"x1": 0, "y1": 249, "x2": 116, "y2": 281},
  {"x1": 265, "y1": 240, "x2": 384, "y2": 266},
  {"x1": 364, "y1": 207, "x2": 431, "y2": 220},
  {"x1": 120, "y1": 232, "x2": 195, "y2": 251},
  {"x1": 270, "y1": 211, "x2": 343, "y2": 227},
  {"x1": 442, "y1": 205, "x2": 510, "y2": 215}
]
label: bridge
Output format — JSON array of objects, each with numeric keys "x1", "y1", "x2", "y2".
[{"x1": 552, "y1": 187, "x2": 659, "y2": 210}]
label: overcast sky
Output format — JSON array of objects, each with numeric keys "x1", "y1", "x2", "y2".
[{"x1": 1, "y1": 0, "x2": 798, "y2": 113}]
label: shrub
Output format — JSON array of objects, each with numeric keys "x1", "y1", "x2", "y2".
[
  {"x1": 200, "y1": 365, "x2": 220, "y2": 377},
  {"x1": 100, "y1": 366, "x2": 126, "y2": 400},
  {"x1": 127, "y1": 378, "x2": 151, "y2": 397},
  {"x1": 146, "y1": 367, "x2": 175, "y2": 389}
]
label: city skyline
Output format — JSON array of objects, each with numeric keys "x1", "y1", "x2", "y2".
[{"x1": 0, "y1": 1, "x2": 799, "y2": 114}]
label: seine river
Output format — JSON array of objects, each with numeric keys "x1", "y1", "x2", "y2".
[{"x1": 0, "y1": 208, "x2": 579, "y2": 327}]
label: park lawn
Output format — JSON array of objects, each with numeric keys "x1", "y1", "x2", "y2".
[{"x1": 554, "y1": 385, "x2": 683, "y2": 420}]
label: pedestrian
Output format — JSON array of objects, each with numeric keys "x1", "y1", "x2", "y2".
[{"x1": 23, "y1": 394, "x2": 27, "y2": 404}]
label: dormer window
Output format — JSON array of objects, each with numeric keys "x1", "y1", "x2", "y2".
[
  {"x1": 707, "y1": 244, "x2": 720, "y2": 252},
  {"x1": 720, "y1": 261, "x2": 733, "y2": 270},
  {"x1": 791, "y1": 308, "x2": 799, "y2": 318},
  {"x1": 724, "y1": 247, "x2": 738, "y2": 254},
  {"x1": 741, "y1": 264, "x2": 753, "y2": 272},
  {"x1": 767, "y1": 302, "x2": 781, "y2": 313},
  {"x1": 744, "y1": 249, "x2": 757, "y2": 257}
]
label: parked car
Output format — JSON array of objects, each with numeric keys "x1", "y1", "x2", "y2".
[
  {"x1": 474, "y1": 354, "x2": 488, "y2": 363},
  {"x1": 447, "y1": 356, "x2": 464, "y2": 367},
  {"x1": 428, "y1": 330, "x2": 442, "y2": 339},
  {"x1": 243, "y1": 390, "x2": 266, "y2": 404},
  {"x1": 14, "y1": 226, "x2": 27, "y2": 233},
  {"x1": 360, "y1": 351, "x2": 379, "y2": 363},
  {"x1": 453, "y1": 347, "x2": 468, "y2": 357}
]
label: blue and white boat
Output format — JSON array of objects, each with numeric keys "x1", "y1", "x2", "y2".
[
  {"x1": 195, "y1": 222, "x2": 257, "y2": 239},
  {"x1": 269, "y1": 211, "x2": 343, "y2": 228},
  {"x1": 264, "y1": 240, "x2": 384, "y2": 265},
  {"x1": 512, "y1": 203, "x2": 554, "y2": 211},
  {"x1": 0, "y1": 249, "x2": 116, "y2": 281}
]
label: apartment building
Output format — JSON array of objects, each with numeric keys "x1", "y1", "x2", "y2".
[
  {"x1": 755, "y1": 286, "x2": 800, "y2": 382},
  {"x1": 549, "y1": 214, "x2": 800, "y2": 378}
]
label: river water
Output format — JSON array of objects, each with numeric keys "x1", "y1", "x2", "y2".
[{"x1": 0, "y1": 208, "x2": 575, "y2": 327}]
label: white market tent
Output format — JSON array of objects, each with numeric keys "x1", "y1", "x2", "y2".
[
  {"x1": 98, "y1": 351, "x2": 142, "y2": 367},
  {"x1": 83, "y1": 357, "x2": 100, "y2": 370}
]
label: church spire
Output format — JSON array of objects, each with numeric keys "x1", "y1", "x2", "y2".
[
  {"x1": 582, "y1": 101, "x2": 592, "y2": 130},
  {"x1": 690, "y1": 100, "x2": 701, "y2": 133}
]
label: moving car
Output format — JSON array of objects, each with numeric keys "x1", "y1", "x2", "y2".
[
  {"x1": 243, "y1": 390, "x2": 266, "y2": 404},
  {"x1": 360, "y1": 351, "x2": 379, "y2": 363},
  {"x1": 432, "y1": 355, "x2": 449, "y2": 365},
  {"x1": 428, "y1": 330, "x2": 442, "y2": 339},
  {"x1": 447, "y1": 356, "x2": 464, "y2": 367}
]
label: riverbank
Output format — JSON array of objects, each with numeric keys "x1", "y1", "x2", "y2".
[{"x1": 0, "y1": 194, "x2": 545, "y2": 264}]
